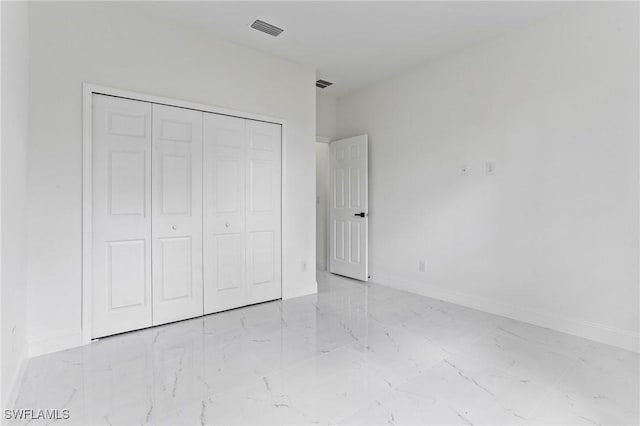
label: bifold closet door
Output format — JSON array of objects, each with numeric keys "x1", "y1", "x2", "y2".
[
  {"x1": 203, "y1": 114, "x2": 281, "y2": 314},
  {"x1": 92, "y1": 95, "x2": 278, "y2": 335},
  {"x1": 151, "y1": 104, "x2": 203, "y2": 325},
  {"x1": 92, "y1": 94, "x2": 153, "y2": 338},
  {"x1": 245, "y1": 120, "x2": 282, "y2": 304},
  {"x1": 203, "y1": 114, "x2": 246, "y2": 313}
]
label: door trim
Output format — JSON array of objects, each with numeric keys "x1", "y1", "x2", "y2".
[{"x1": 82, "y1": 83, "x2": 286, "y2": 344}]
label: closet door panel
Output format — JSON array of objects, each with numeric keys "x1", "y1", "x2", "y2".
[
  {"x1": 152, "y1": 104, "x2": 203, "y2": 325},
  {"x1": 246, "y1": 120, "x2": 282, "y2": 304},
  {"x1": 92, "y1": 94, "x2": 153, "y2": 338},
  {"x1": 203, "y1": 114, "x2": 246, "y2": 313}
]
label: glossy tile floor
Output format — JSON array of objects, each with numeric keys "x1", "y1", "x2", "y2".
[{"x1": 12, "y1": 272, "x2": 639, "y2": 425}]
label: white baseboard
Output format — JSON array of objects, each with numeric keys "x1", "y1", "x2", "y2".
[
  {"x1": 370, "y1": 271, "x2": 640, "y2": 353},
  {"x1": 283, "y1": 280, "x2": 318, "y2": 300},
  {"x1": 28, "y1": 328, "x2": 84, "y2": 358}
]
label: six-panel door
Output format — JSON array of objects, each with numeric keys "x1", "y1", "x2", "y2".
[
  {"x1": 203, "y1": 114, "x2": 247, "y2": 313},
  {"x1": 151, "y1": 104, "x2": 204, "y2": 326},
  {"x1": 245, "y1": 120, "x2": 282, "y2": 305},
  {"x1": 203, "y1": 114, "x2": 282, "y2": 313},
  {"x1": 91, "y1": 94, "x2": 282, "y2": 338},
  {"x1": 92, "y1": 95, "x2": 153, "y2": 338},
  {"x1": 329, "y1": 135, "x2": 369, "y2": 281}
]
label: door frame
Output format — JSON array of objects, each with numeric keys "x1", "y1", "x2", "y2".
[
  {"x1": 82, "y1": 83, "x2": 287, "y2": 344},
  {"x1": 315, "y1": 137, "x2": 331, "y2": 272}
]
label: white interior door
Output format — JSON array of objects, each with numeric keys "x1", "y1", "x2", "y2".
[
  {"x1": 92, "y1": 94, "x2": 153, "y2": 338},
  {"x1": 245, "y1": 120, "x2": 282, "y2": 304},
  {"x1": 329, "y1": 135, "x2": 369, "y2": 281},
  {"x1": 203, "y1": 113, "x2": 247, "y2": 313},
  {"x1": 151, "y1": 104, "x2": 203, "y2": 325}
]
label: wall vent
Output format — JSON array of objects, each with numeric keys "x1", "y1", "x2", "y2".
[
  {"x1": 250, "y1": 19, "x2": 284, "y2": 37},
  {"x1": 316, "y1": 79, "x2": 333, "y2": 89}
]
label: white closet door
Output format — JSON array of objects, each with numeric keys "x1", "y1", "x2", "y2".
[
  {"x1": 151, "y1": 104, "x2": 203, "y2": 325},
  {"x1": 246, "y1": 120, "x2": 282, "y2": 304},
  {"x1": 203, "y1": 113, "x2": 246, "y2": 314},
  {"x1": 92, "y1": 94, "x2": 153, "y2": 338}
]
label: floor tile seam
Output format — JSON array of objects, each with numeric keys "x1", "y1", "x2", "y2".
[
  {"x1": 522, "y1": 350, "x2": 582, "y2": 422},
  {"x1": 393, "y1": 318, "x2": 481, "y2": 351},
  {"x1": 427, "y1": 352, "x2": 555, "y2": 425},
  {"x1": 487, "y1": 326, "x2": 592, "y2": 360},
  {"x1": 201, "y1": 339, "x2": 360, "y2": 402},
  {"x1": 446, "y1": 327, "x2": 581, "y2": 379},
  {"x1": 331, "y1": 383, "x2": 402, "y2": 425},
  {"x1": 438, "y1": 350, "x2": 554, "y2": 399},
  {"x1": 375, "y1": 281, "x2": 606, "y2": 359}
]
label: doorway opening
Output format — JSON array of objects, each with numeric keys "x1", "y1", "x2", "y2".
[
  {"x1": 315, "y1": 140, "x2": 330, "y2": 272},
  {"x1": 315, "y1": 135, "x2": 369, "y2": 282}
]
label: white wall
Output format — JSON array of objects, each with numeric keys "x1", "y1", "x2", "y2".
[
  {"x1": 315, "y1": 143, "x2": 329, "y2": 270},
  {"x1": 27, "y1": 2, "x2": 316, "y2": 356},
  {"x1": 1, "y1": 1, "x2": 29, "y2": 406},
  {"x1": 316, "y1": 92, "x2": 337, "y2": 140},
  {"x1": 336, "y1": 3, "x2": 639, "y2": 351}
]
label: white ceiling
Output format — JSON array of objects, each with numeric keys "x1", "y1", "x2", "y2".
[{"x1": 128, "y1": 1, "x2": 574, "y2": 97}]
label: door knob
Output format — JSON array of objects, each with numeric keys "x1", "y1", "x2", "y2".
[
  {"x1": 172, "y1": 225, "x2": 177, "y2": 230},
  {"x1": 353, "y1": 212, "x2": 367, "y2": 217},
  {"x1": 225, "y1": 222, "x2": 231, "y2": 228}
]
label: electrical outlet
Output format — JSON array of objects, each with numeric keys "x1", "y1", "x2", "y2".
[
  {"x1": 419, "y1": 260, "x2": 426, "y2": 273},
  {"x1": 460, "y1": 164, "x2": 469, "y2": 176},
  {"x1": 485, "y1": 161, "x2": 495, "y2": 175},
  {"x1": 301, "y1": 261, "x2": 307, "y2": 272}
]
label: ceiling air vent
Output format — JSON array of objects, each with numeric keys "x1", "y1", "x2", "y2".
[
  {"x1": 250, "y1": 19, "x2": 284, "y2": 37},
  {"x1": 316, "y1": 79, "x2": 333, "y2": 89}
]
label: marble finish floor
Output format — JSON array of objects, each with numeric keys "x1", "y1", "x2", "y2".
[{"x1": 11, "y1": 272, "x2": 639, "y2": 425}]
